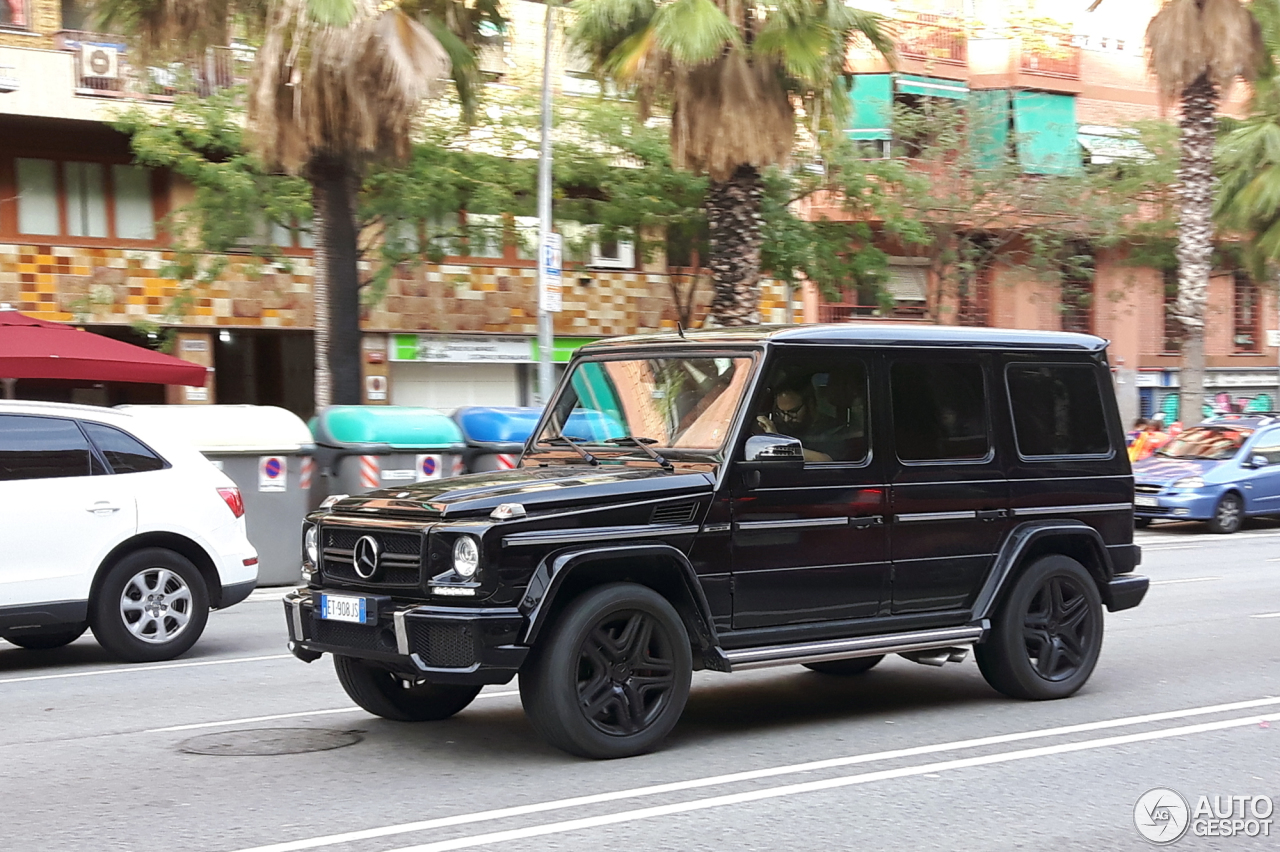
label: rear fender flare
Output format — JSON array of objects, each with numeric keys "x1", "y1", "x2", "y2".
[
  {"x1": 972, "y1": 521, "x2": 1114, "y2": 621},
  {"x1": 519, "y1": 544, "x2": 723, "y2": 668}
]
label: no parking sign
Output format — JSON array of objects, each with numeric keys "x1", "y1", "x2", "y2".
[
  {"x1": 258, "y1": 455, "x2": 287, "y2": 492},
  {"x1": 416, "y1": 454, "x2": 443, "y2": 482}
]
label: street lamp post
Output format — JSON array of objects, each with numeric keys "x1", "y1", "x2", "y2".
[{"x1": 535, "y1": 0, "x2": 560, "y2": 405}]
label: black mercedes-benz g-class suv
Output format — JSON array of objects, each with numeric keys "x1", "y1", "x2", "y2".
[{"x1": 284, "y1": 325, "x2": 1148, "y2": 758}]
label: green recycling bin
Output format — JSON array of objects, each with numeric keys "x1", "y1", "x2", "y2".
[
  {"x1": 117, "y1": 404, "x2": 315, "y2": 586},
  {"x1": 311, "y1": 406, "x2": 466, "y2": 507}
]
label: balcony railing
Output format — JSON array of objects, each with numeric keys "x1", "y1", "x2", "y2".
[
  {"x1": 1017, "y1": 32, "x2": 1080, "y2": 80},
  {"x1": 819, "y1": 303, "x2": 929, "y2": 323},
  {"x1": 895, "y1": 14, "x2": 967, "y2": 65},
  {"x1": 56, "y1": 32, "x2": 247, "y2": 100}
]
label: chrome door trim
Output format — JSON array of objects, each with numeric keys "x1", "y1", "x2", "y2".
[
  {"x1": 502, "y1": 524, "x2": 700, "y2": 548},
  {"x1": 1012, "y1": 502, "x2": 1132, "y2": 517},
  {"x1": 895, "y1": 510, "x2": 977, "y2": 523},
  {"x1": 734, "y1": 517, "x2": 850, "y2": 531}
]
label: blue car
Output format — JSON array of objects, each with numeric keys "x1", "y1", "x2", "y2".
[{"x1": 1133, "y1": 415, "x2": 1280, "y2": 533}]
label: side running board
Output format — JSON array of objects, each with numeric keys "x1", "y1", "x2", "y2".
[{"x1": 722, "y1": 625, "x2": 985, "y2": 672}]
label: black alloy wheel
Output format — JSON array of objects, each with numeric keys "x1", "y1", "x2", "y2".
[
  {"x1": 804, "y1": 655, "x2": 884, "y2": 676},
  {"x1": 976, "y1": 554, "x2": 1103, "y2": 700},
  {"x1": 333, "y1": 655, "x2": 482, "y2": 722},
  {"x1": 1208, "y1": 492, "x2": 1244, "y2": 534},
  {"x1": 521, "y1": 583, "x2": 692, "y2": 759}
]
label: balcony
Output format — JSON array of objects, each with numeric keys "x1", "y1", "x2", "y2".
[
  {"x1": 896, "y1": 14, "x2": 967, "y2": 66},
  {"x1": 54, "y1": 32, "x2": 246, "y2": 101},
  {"x1": 1017, "y1": 31, "x2": 1080, "y2": 80}
]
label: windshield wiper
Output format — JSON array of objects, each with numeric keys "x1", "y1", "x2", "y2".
[
  {"x1": 545, "y1": 435, "x2": 599, "y2": 466},
  {"x1": 605, "y1": 436, "x2": 674, "y2": 470}
]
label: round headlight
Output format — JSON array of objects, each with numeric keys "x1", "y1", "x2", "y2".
[
  {"x1": 452, "y1": 535, "x2": 480, "y2": 579},
  {"x1": 304, "y1": 525, "x2": 319, "y2": 565}
]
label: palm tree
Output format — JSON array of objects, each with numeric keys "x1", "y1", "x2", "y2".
[
  {"x1": 1091, "y1": 0, "x2": 1263, "y2": 426},
  {"x1": 569, "y1": 0, "x2": 893, "y2": 326},
  {"x1": 96, "y1": 0, "x2": 493, "y2": 406},
  {"x1": 1216, "y1": 1, "x2": 1280, "y2": 277}
]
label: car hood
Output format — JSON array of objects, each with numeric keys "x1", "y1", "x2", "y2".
[
  {"x1": 1132, "y1": 456, "x2": 1222, "y2": 486},
  {"x1": 328, "y1": 464, "x2": 716, "y2": 521}
]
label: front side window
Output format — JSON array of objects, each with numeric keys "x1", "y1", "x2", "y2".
[
  {"x1": 1248, "y1": 431, "x2": 1280, "y2": 465},
  {"x1": 538, "y1": 356, "x2": 754, "y2": 453},
  {"x1": 1006, "y1": 363, "x2": 1111, "y2": 457},
  {"x1": 891, "y1": 360, "x2": 990, "y2": 462},
  {"x1": 750, "y1": 353, "x2": 870, "y2": 463},
  {"x1": 1158, "y1": 426, "x2": 1254, "y2": 461},
  {"x1": 82, "y1": 422, "x2": 167, "y2": 474},
  {"x1": 0, "y1": 415, "x2": 94, "y2": 481}
]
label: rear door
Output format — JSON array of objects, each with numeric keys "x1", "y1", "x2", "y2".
[
  {"x1": 886, "y1": 354, "x2": 1009, "y2": 614},
  {"x1": 0, "y1": 414, "x2": 137, "y2": 608},
  {"x1": 730, "y1": 348, "x2": 890, "y2": 628}
]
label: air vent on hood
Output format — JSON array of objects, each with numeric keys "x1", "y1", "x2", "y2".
[{"x1": 651, "y1": 502, "x2": 697, "y2": 525}]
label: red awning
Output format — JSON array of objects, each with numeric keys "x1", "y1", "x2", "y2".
[{"x1": 0, "y1": 308, "x2": 208, "y2": 387}]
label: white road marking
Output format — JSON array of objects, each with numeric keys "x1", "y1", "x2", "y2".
[
  {"x1": 1140, "y1": 545, "x2": 1203, "y2": 552},
  {"x1": 224, "y1": 694, "x2": 1280, "y2": 852},
  {"x1": 1149, "y1": 577, "x2": 1222, "y2": 586},
  {"x1": 1251, "y1": 612, "x2": 1280, "y2": 619},
  {"x1": 378, "y1": 711, "x2": 1280, "y2": 852},
  {"x1": 0, "y1": 654, "x2": 292, "y2": 686},
  {"x1": 145, "y1": 690, "x2": 521, "y2": 733}
]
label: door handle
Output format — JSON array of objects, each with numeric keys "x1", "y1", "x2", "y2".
[
  {"x1": 976, "y1": 509, "x2": 1007, "y2": 522},
  {"x1": 86, "y1": 502, "x2": 121, "y2": 514},
  {"x1": 849, "y1": 515, "x2": 885, "y2": 529}
]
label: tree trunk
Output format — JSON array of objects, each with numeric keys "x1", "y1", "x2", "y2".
[
  {"x1": 310, "y1": 155, "x2": 363, "y2": 406},
  {"x1": 1173, "y1": 72, "x2": 1217, "y2": 428},
  {"x1": 705, "y1": 165, "x2": 765, "y2": 326},
  {"x1": 310, "y1": 180, "x2": 332, "y2": 412}
]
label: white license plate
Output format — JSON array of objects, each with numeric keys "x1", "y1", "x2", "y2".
[
  {"x1": 1135, "y1": 495, "x2": 1159, "y2": 507},
  {"x1": 319, "y1": 594, "x2": 369, "y2": 624}
]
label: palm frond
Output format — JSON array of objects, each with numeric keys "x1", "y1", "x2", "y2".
[
  {"x1": 651, "y1": 0, "x2": 740, "y2": 65},
  {"x1": 422, "y1": 15, "x2": 481, "y2": 122},
  {"x1": 569, "y1": 0, "x2": 658, "y2": 65},
  {"x1": 1147, "y1": 0, "x2": 1263, "y2": 97}
]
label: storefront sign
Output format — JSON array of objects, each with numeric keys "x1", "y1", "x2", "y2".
[
  {"x1": 1138, "y1": 370, "x2": 1280, "y2": 390},
  {"x1": 391, "y1": 334, "x2": 534, "y2": 363},
  {"x1": 540, "y1": 232, "x2": 563, "y2": 313}
]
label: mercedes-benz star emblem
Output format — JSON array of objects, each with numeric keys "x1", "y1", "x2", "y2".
[{"x1": 353, "y1": 535, "x2": 381, "y2": 580}]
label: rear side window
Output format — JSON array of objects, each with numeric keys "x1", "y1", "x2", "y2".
[
  {"x1": 0, "y1": 415, "x2": 94, "y2": 481},
  {"x1": 82, "y1": 422, "x2": 168, "y2": 474},
  {"x1": 891, "y1": 361, "x2": 990, "y2": 462},
  {"x1": 1006, "y1": 363, "x2": 1111, "y2": 457}
]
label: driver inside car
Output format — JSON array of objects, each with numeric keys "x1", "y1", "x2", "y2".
[{"x1": 756, "y1": 388, "x2": 834, "y2": 462}]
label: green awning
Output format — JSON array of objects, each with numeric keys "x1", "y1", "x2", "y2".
[
  {"x1": 847, "y1": 74, "x2": 893, "y2": 141},
  {"x1": 970, "y1": 89, "x2": 1010, "y2": 169},
  {"x1": 896, "y1": 74, "x2": 968, "y2": 99},
  {"x1": 1012, "y1": 92, "x2": 1081, "y2": 175}
]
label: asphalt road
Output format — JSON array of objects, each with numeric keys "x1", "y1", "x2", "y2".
[{"x1": 3, "y1": 520, "x2": 1279, "y2": 852}]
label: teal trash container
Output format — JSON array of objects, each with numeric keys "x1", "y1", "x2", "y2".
[
  {"x1": 452, "y1": 406, "x2": 542, "y2": 472},
  {"x1": 117, "y1": 404, "x2": 315, "y2": 586},
  {"x1": 312, "y1": 406, "x2": 466, "y2": 506}
]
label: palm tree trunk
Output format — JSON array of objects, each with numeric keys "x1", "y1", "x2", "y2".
[
  {"x1": 705, "y1": 165, "x2": 764, "y2": 326},
  {"x1": 310, "y1": 155, "x2": 363, "y2": 405},
  {"x1": 310, "y1": 180, "x2": 332, "y2": 412},
  {"x1": 1174, "y1": 72, "x2": 1216, "y2": 428}
]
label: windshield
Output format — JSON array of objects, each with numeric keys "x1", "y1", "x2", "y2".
[
  {"x1": 537, "y1": 355, "x2": 755, "y2": 452},
  {"x1": 1157, "y1": 426, "x2": 1254, "y2": 460}
]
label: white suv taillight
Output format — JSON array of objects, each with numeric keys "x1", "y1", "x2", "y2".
[{"x1": 217, "y1": 486, "x2": 245, "y2": 519}]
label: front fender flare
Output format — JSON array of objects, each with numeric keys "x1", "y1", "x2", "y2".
[{"x1": 518, "y1": 544, "x2": 723, "y2": 666}]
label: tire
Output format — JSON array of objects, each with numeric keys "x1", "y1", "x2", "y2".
[
  {"x1": 3, "y1": 625, "x2": 87, "y2": 650},
  {"x1": 90, "y1": 548, "x2": 209, "y2": 663},
  {"x1": 804, "y1": 655, "x2": 884, "y2": 676},
  {"x1": 333, "y1": 655, "x2": 481, "y2": 722},
  {"x1": 1207, "y1": 492, "x2": 1244, "y2": 534},
  {"x1": 1134, "y1": 518, "x2": 1152, "y2": 529},
  {"x1": 975, "y1": 555, "x2": 1103, "y2": 701},
  {"x1": 519, "y1": 582, "x2": 692, "y2": 759}
]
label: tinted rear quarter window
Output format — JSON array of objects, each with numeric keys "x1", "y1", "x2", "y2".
[
  {"x1": 82, "y1": 422, "x2": 168, "y2": 474},
  {"x1": 0, "y1": 415, "x2": 94, "y2": 481},
  {"x1": 1006, "y1": 363, "x2": 1111, "y2": 457},
  {"x1": 891, "y1": 361, "x2": 990, "y2": 462}
]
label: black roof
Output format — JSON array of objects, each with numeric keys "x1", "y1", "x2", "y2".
[{"x1": 582, "y1": 324, "x2": 1107, "y2": 353}]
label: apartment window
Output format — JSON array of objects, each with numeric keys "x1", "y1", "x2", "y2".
[
  {"x1": 14, "y1": 158, "x2": 157, "y2": 241},
  {"x1": 957, "y1": 251, "x2": 992, "y2": 327},
  {"x1": 1060, "y1": 245, "x2": 1094, "y2": 334},
  {"x1": 1233, "y1": 270, "x2": 1262, "y2": 353},
  {"x1": 1163, "y1": 269, "x2": 1182, "y2": 354},
  {"x1": 2, "y1": 0, "x2": 30, "y2": 29}
]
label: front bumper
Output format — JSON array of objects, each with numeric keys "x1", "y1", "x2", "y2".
[
  {"x1": 283, "y1": 590, "x2": 528, "y2": 685},
  {"x1": 1134, "y1": 488, "x2": 1220, "y2": 520}
]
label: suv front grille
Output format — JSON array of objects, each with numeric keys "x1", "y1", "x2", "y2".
[{"x1": 320, "y1": 525, "x2": 424, "y2": 589}]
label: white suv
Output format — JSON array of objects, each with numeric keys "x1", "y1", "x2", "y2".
[{"x1": 0, "y1": 401, "x2": 258, "y2": 661}]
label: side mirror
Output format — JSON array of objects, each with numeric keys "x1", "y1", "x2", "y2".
[
  {"x1": 1250, "y1": 454, "x2": 1269, "y2": 468},
  {"x1": 744, "y1": 434, "x2": 805, "y2": 464}
]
